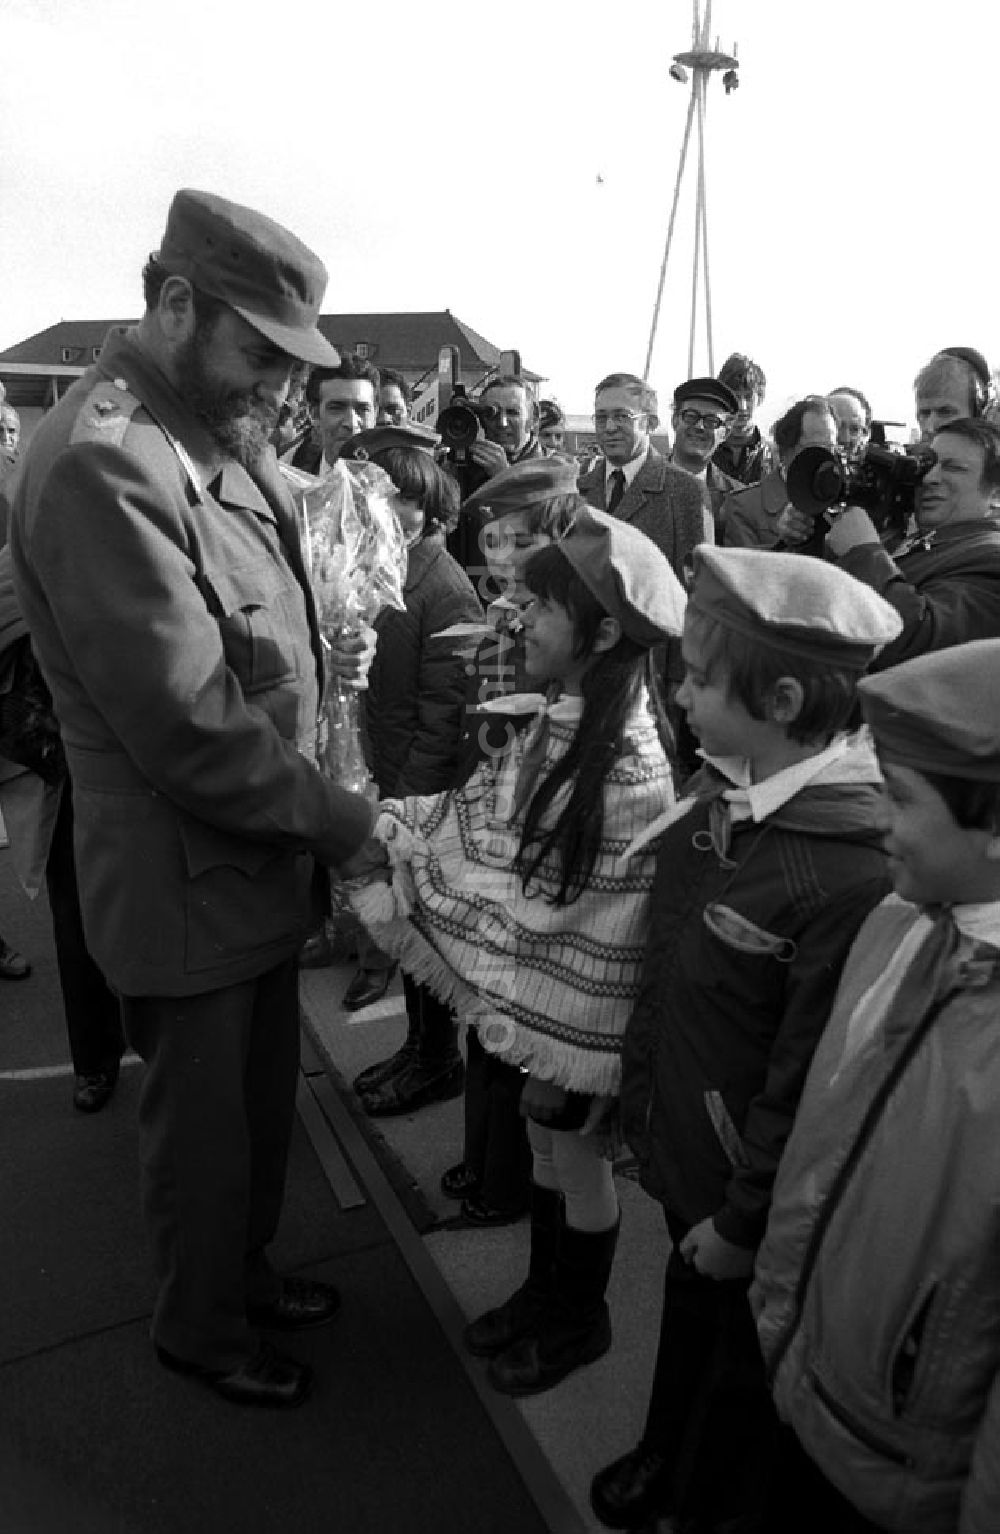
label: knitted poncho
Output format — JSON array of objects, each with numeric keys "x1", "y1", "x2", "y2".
[{"x1": 351, "y1": 691, "x2": 673, "y2": 1094}]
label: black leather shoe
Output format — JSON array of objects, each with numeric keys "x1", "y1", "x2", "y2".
[
  {"x1": 247, "y1": 1276, "x2": 341, "y2": 1332},
  {"x1": 0, "y1": 941, "x2": 31, "y2": 980},
  {"x1": 360, "y1": 1058, "x2": 464, "y2": 1117},
  {"x1": 353, "y1": 1040, "x2": 417, "y2": 1096},
  {"x1": 590, "y1": 1444, "x2": 673, "y2": 1529},
  {"x1": 72, "y1": 1068, "x2": 119, "y2": 1114},
  {"x1": 342, "y1": 964, "x2": 397, "y2": 1011},
  {"x1": 156, "y1": 1341, "x2": 313, "y2": 1408},
  {"x1": 440, "y1": 1162, "x2": 481, "y2": 1201},
  {"x1": 459, "y1": 1192, "x2": 529, "y2": 1228}
]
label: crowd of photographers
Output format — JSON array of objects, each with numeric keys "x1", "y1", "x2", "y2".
[{"x1": 279, "y1": 341, "x2": 1000, "y2": 680}]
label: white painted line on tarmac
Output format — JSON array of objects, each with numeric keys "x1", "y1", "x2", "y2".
[{"x1": 0, "y1": 1054, "x2": 142, "y2": 1082}]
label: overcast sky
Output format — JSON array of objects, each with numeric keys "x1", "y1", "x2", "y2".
[{"x1": 3, "y1": 0, "x2": 998, "y2": 432}]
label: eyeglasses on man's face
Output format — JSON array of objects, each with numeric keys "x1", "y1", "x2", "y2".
[
  {"x1": 594, "y1": 409, "x2": 645, "y2": 428},
  {"x1": 678, "y1": 408, "x2": 730, "y2": 432}
]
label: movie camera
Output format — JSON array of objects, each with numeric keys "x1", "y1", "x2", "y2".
[
  {"x1": 435, "y1": 385, "x2": 501, "y2": 463},
  {"x1": 786, "y1": 436, "x2": 937, "y2": 539}
]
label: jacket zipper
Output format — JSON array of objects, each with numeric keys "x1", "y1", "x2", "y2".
[{"x1": 767, "y1": 983, "x2": 961, "y2": 1385}]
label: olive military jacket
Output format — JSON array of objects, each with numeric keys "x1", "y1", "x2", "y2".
[{"x1": 8, "y1": 329, "x2": 374, "y2": 996}]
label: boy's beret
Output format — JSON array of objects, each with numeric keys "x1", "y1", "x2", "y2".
[
  {"x1": 859, "y1": 639, "x2": 1000, "y2": 782},
  {"x1": 464, "y1": 458, "x2": 580, "y2": 516},
  {"x1": 688, "y1": 545, "x2": 902, "y2": 671},
  {"x1": 339, "y1": 422, "x2": 440, "y2": 460}
]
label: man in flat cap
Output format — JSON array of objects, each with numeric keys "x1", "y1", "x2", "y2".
[
  {"x1": 577, "y1": 372, "x2": 712, "y2": 583},
  {"x1": 7, "y1": 188, "x2": 376, "y2": 1407},
  {"x1": 668, "y1": 377, "x2": 743, "y2": 538}
]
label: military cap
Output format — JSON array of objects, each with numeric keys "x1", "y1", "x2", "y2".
[
  {"x1": 463, "y1": 457, "x2": 580, "y2": 515},
  {"x1": 556, "y1": 506, "x2": 686, "y2": 647},
  {"x1": 673, "y1": 376, "x2": 740, "y2": 414},
  {"x1": 339, "y1": 422, "x2": 441, "y2": 461},
  {"x1": 859, "y1": 640, "x2": 1000, "y2": 782},
  {"x1": 688, "y1": 545, "x2": 902, "y2": 671},
  {"x1": 539, "y1": 399, "x2": 565, "y2": 430},
  {"x1": 155, "y1": 188, "x2": 339, "y2": 367}
]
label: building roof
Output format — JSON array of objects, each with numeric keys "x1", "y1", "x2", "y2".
[{"x1": 0, "y1": 310, "x2": 540, "y2": 382}]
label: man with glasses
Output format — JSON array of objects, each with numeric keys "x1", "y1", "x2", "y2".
[
  {"x1": 578, "y1": 372, "x2": 711, "y2": 582},
  {"x1": 668, "y1": 377, "x2": 742, "y2": 537}
]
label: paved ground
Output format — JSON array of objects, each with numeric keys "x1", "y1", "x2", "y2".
[
  {"x1": 0, "y1": 847, "x2": 585, "y2": 1533},
  {"x1": 300, "y1": 962, "x2": 669, "y2": 1531},
  {"x1": 0, "y1": 832, "x2": 670, "y2": 1533}
]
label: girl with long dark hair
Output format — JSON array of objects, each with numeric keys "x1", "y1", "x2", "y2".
[{"x1": 350, "y1": 507, "x2": 685, "y2": 1394}]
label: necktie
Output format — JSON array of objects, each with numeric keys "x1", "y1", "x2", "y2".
[{"x1": 606, "y1": 469, "x2": 626, "y2": 516}]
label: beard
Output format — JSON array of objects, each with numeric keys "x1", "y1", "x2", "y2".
[{"x1": 174, "y1": 329, "x2": 279, "y2": 470}]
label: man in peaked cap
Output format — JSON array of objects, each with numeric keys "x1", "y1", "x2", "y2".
[
  {"x1": 7, "y1": 189, "x2": 376, "y2": 1406},
  {"x1": 668, "y1": 377, "x2": 743, "y2": 537}
]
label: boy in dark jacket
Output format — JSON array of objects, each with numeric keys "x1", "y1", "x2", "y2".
[{"x1": 590, "y1": 546, "x2": 901, "y2": 1533}]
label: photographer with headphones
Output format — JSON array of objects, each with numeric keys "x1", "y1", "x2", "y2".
[{"x1": 913, "y1": 346, "x2": 996, "y2": 442}]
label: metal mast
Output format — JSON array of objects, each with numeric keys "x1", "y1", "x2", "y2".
[{"x1": 643, "y1": 0, "x2": 739, "y2": 382}]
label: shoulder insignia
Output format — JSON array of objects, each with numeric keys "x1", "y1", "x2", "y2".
[{"x1": 69, "y1": 378, "x2": 141, "y2": 448}]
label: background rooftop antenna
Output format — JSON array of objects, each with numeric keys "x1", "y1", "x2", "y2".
[{"x1": 644, "y1": 0, "x2": 739, "y2": 382}]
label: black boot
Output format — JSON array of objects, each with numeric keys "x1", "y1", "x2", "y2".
[
  {"x1": 487, "y1": 1216, "x2": 619, "y2": 1396},
  {"x1": 352, "y1": 1008, "x2": 418, "y2": 1096},
  {"x1": 463, "y1": 1184, "x2": 563, "y2": 1357}
]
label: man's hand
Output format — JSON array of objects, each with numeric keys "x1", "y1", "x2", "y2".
[
  {"x1": 335, "y1": 836, "x2": 390, "y2": 883},
  {"x1": 679, "y1": 1217, "x2": 755, "y2": 1280},
  {"x1": 469, "y1": 439, "x2": 509, "y2": 477},
  {"x1": 825, "y1": 504, "x2": 881, "y2": 556},
  {"x1": 326, "y1": 623, "x2": 377, "y2": 690},
  {"x1": 775, "y1": 504, "x2": 814, "y2": 547}
]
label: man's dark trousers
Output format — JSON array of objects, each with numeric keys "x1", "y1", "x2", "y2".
[
  {"x1": 122, "y1": 957, "x2": 300, "y2": 1371},
  {"x1": 45, "y1": 784, "x2": 124, "y2": 1076}
]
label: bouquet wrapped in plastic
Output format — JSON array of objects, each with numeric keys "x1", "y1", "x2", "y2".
[{"x1": 281, "y1": 457, "x2": 407, "y2": 801}]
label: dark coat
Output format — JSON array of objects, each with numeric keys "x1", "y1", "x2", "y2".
[
  {"x1": 7, "y1": 330, "x2": 374, "y2": 997},
  {"x1": 364, "y1": 533, "x2": 482, "y2": 797},
  {"x1": 620, "y1": 758, "x2": 890, "y2": 1249},
  {"x1": 833, "y1": 517, "x2": 1000, "y2": 670},
  {"x1": 577, "y1": 445, "x2": 713, "y2": 581}
]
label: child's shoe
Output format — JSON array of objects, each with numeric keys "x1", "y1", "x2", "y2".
[
  {"x1": 463, "y1": 1184, "x2": 562, "y2": 1356},
  {"x1": 487, "y1": 1217, "x2": 619, "y2": 1395}
]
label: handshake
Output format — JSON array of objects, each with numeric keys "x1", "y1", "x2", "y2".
[{"x1": 336, "y1": 835, "x2": 390, "y2": 885}]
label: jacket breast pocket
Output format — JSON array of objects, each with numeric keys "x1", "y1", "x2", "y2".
[
  {"x1": 200, "y1": 563, "x2": 303, "y2": 695},
  {"x1": 702, "y1": 903, "x2": 797, "y2": 962}
]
